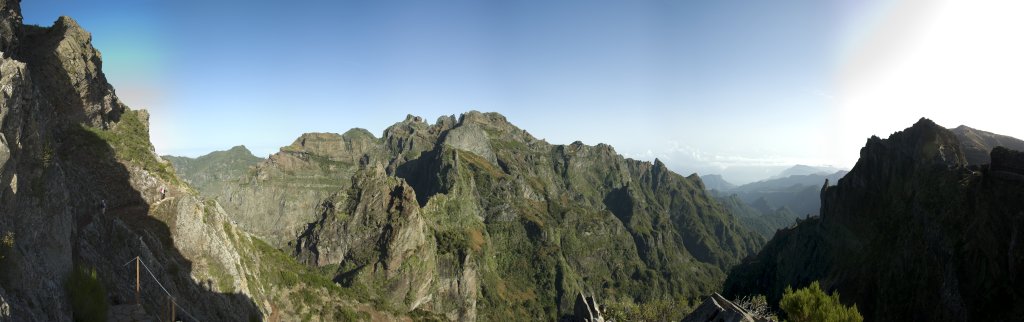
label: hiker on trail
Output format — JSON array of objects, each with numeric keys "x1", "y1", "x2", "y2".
[
  {"x1": 160, "y1": 186, "x2": 166, "y2": 200},
  {"x1": 100, "y1": 199, "x2": 107, "y2": 214}
]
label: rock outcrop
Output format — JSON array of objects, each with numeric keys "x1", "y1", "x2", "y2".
[
  {"x1": 681, "y1": 293, "x2": 767, "y2": 322},
  {"x1": 724, "y1": 118, "x2": 1024, "y2": 321},
  {"x1": 571, "y1": 292, "x2": 605, "y2": 322}
]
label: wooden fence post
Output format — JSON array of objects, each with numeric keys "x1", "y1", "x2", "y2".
[{"x1": 135, "y1": 256, "x2": 141, "y2": 305}]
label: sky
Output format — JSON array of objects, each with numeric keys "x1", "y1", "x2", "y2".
[{"x1": 22, "y1": 0, "x2": 1024, "y2": 184}]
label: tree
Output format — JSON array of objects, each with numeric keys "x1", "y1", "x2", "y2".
[{"x1": 779, "y1": 281, "x2": 862, "y2": 322}]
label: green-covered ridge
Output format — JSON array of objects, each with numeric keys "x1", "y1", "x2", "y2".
[
  {"x1": 163, "y1": 145, "x2": 264, "y2": 196},
  {"x1": 190, "y1": 111, "x2": 764, "y2": 320}
]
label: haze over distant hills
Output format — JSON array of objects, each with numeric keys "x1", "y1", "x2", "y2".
[
  {"x1": 697, "y1": 166, "x2": 848, "y2": 239},
  {"x1": 770, "y1": 164, "x2": 845, "y2": 179}
]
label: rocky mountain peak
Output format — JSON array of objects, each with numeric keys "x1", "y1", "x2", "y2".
[
  {"x1": 457, "y1": 110, "x2": 508, "y2": 126},
  {"x1": 226, "y1": 144, "x2": 252, "y2": 154},
  {"x1": 17, "y1": 14, "x2": 125, "y2": 128},
  {"x1": 286, "y1": 132, "x2": 343, "y2": 151},
  {"x1": 825, "y1": 118, "x2": 967, "y2": 219},
  {"x1": 849, "y1": 118, "x2": 965, "y2": 186}
]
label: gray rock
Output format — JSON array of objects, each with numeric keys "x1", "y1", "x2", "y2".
[
  {"x1": 572, "y1": 292, "x2": 604, "y2": 322},
  {"x1": 680, "y1": 293, "x2": 766, "y2": 322},
  {"x1": 0, "y1": 0, "x2": 20, "y2": 53},
  {"x1": 21, "y1": 15, "x2": 126, "y2": 128},
  {"x1": 442, "y1": 123, "x2": 496, "y2": 164}
]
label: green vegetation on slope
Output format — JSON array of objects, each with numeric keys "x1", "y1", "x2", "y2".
[
  {"x1": 237, "y1": 232, "x2": 377, "y2": 321},
  {"x1": 82, "y1": 109, "x2": 180, "y2": 185},
  {"x1": 716, "y1": 194, "x2": 800, "y2": 238},
  {"x1": 164, "y1": 145, "x2": 264, "y2": 196}
]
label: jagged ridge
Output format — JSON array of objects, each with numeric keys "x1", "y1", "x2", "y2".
[{"x1": 185, "y1": 111, "x2": 765, "y2": 320}]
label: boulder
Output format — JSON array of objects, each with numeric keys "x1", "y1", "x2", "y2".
[
  {"x1": 572, "y1": 292, "x2": 604, "y2": 322},
  {"x1": 681, "y1": 293, "x2": 766, "y2": 322}
]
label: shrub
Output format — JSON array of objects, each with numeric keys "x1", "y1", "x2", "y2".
[
  {"x1": 0, "y1": 231, "x2": 13, "y2": 274},
  {"x1": 735, "y1": 294, "x2": 777, "y2": 321},
  {"x1": 0, "y1": 231, "x2": 13, "y2": 260},
  {"x1": 67, "y1": 265, "x2": 109, "y2": 322},
  {"x1": 780, "y1": 281, "x2": 862, "y2": 322},
  {"x1": 604, "y1": 297, "x2": 693, "y2": 322}
]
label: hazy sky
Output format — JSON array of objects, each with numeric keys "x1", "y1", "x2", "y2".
[{"x1": 23, "y1": 0, "x2": 1024, "y2": 184}]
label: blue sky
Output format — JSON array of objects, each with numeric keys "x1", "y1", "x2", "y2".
[{"x1": 23, "y1": 0, "x2": 1024, "y2": 184}]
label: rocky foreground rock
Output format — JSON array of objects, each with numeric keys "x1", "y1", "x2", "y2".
[{"x1": 681, "y1": 293, "x2": 768, "y2": 322}]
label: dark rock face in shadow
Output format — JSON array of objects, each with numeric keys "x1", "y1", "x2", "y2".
[
  {"x1": 61, "y1": 127, "x2": 262, "y2": 321},
  {"x1": 724, "y1": 118, "x2": 1024, "y2": 321},
  {"x1": 0, "y1": 8, "x2": 261, "y2": 320}
]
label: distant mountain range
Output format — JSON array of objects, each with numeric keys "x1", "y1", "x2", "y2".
[
  {"x1": 701, "y1": 174, "x2": 737, "y2": 191},
  {"x1": 770, "y1": 164, "x2": 846, "y2": 179},
  {"x1": 951, "y1": 125, "x2": 1024, "y2": 165},
  {"x1": 699, "y1": 165, "x2": 848, "y2": 239},
  {"x1": 163, "y1": 145, "x2": 264, "y2": 198}
]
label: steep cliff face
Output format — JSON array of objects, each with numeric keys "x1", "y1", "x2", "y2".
[
  {"x1": 198, "y1": 110, "x2": 764, "y2": 320},
  {"x1": 0, "y1": 3, "x2": 272, "y2": 319},
  {"x1": 0, "y1": 3, "x2": 391, "y2": 320},
  {"x1": 724, "y1": 118, "x2": 1024, "y2": 321}
]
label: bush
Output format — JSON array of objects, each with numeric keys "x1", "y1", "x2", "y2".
[
  {"x1": 779, "y1": 281, "x2": 862, "y2": 322},
  {"x1": 0, "y1": 231, "x2": 13, "y2": 274},
  {"x1": 0, "y1": 231, "x2": 13, "y2": 260},
  {"x1": 735, "y1": 294, "x2": 777, "y2": 321},
  {"x1": 67, "y1": 265, "x2": 109, "y2": 322}
]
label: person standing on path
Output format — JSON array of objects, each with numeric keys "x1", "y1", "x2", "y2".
[{"x1": 160, "y1": 186, "x2": 166, "y2": 200}]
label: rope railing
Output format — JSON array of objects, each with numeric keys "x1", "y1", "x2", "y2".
[{"x1": 122, "y1": 256, "x2": 202, "y2": 322}]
